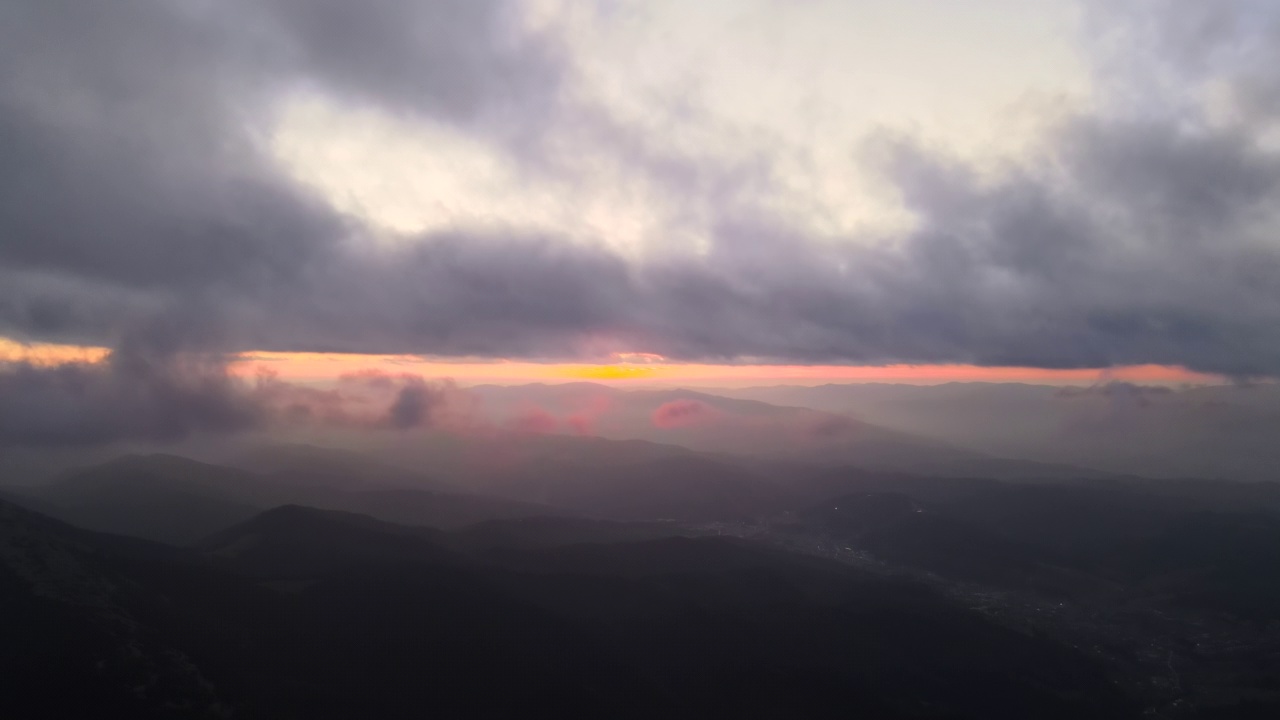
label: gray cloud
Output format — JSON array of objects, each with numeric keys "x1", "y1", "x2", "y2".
[
  {"x1": 1056, "y1": 382, "x2": 1175, "y2": 407},
  {"x1": 385, "y1": 378, "x2": 445, "y2": 429},
  {"x1": 1, "y1": 0, "x2": 1279, "y2": 389},
  {"x1": 0, "y1": 346, "x2": 262, "y2": 446},
  {"x1": 0, "y1": 0, "x2": 560, "y2": 346},
  {"x1": 332, "y1": 371, "x2": 476, "y2": 431},
  {"x1": 245, "y1": 0, "x2": 565, "y2": 131},
  {"x1": 0, "y1": 353, "x2": 478, "y2": 446}
]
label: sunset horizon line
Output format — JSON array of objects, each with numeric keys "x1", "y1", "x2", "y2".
[{"x1": 0, "y1": 338, "x2": 1228, "y2": 387}]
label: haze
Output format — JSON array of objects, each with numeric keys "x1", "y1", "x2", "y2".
[{"x1": 3, "y1": 1, "x2": 1280, "y2": 718}]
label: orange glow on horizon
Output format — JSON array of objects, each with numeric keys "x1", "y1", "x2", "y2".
[
  {"x1": 0, "y1": 338, "x2": 110, "y2": 365},
  {"x1": 0, "y1": 338, "x2": 1225, "y2": 387},
  {"x1": 228, "y1": 353, "x2": 1225, "y2": 387},
  {"x1": 549, "y1": 362, "x2": 1221, "y2": 386}
]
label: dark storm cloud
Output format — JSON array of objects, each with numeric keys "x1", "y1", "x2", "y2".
[
  {"x1": 387, "y1": 382, "x2": 432, "y2": 429},
  {"x1": 245, "y1": 0, "x2": 565, "y2": 130},
  {"x1": 0, "y1": 347, "x2": 262, "y2": 446},
  {"x1": 1, "y1": 0, "x2": 1280, "y2": 400},
  {"x1": 240, "y1": 233, "x2": 636, "y2": 356},
  {"x1": 0, "y1": 1, "x2": 332, "y2": 288},
  {"x1": 334, "y1": 371, "x2": 475, "y2": 431},
  {"x1": 0, "y1": 353, "x2": 477, "y2": 446},
  {"x1": 0, "y1": 0, "x2": 562, "y2": 347},
  {"x1": 830, "y1": 119, "x2": 1280, "y2": 375}
]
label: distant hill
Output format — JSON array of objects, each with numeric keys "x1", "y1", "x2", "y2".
[
  {"x1": 183, "y1": 501, "x2": 1132, "y2": 719},
  {"x1": 0, "y1": 499, "x2": 243, "y2": 717},
  {"x1": 450, "y1": 515, "x2": 691, "y2": 550},
  {"x1": 468, "y1": 453, "x2": 791, "y2": 521},
  {"x1": 466, "y1": 382, "x2": 1109, "y2": 480},
  {"x1": 16, "y1": 453, "x2": 575, "y2": 545},
  {"x1": 23, "y1": 454, "x2": 267, "y2": 545},
  {"x1": 714, "y1": 382, "x2": 1280, "y2": 482},
  {"x1": 795, "y1": 476, "x2": 1280, "y2": 622},
  {"x1": 224, "y1": 442, "x2": 462, "y2": 493},
  {"x1": 197, "y1": 504, "x2": 453, "y2": 581}
]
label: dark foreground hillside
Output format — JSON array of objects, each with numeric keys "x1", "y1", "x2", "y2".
[
  {"x1": 780, "y1": 473, "x2": 1280, "y2": 717},
  {"x1": 1, "y1": 498, "x2": 1132, "y2": 719}
]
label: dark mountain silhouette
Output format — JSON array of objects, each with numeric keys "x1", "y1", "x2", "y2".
[
  {"x1": 797, "y1": 478, "x2": 1280, "y2": 669},
  {"x1": 13, "y1": 453, "x2": 570, "y2": 544},
  {"x1": 21, "y1": 454, "x2": 266, "y2": 545},
  {"x1": 800, "y1": 491, "x2": 923, "y2": 534},
  {"x1": 1119, "y1": 512, "x2": 1280, "y2": 622},
  {"x1": 7, "y1": 438, "x2": 1280, "y2": 717},
  {"x1": 370, "y1": 429, "x2": 708, "y2": 480},
  {"x1": 470, "y1": 454, "x2": 790, "y2": 521},
  {"x1": 0, "y1": 499, "x2": 241, "y2": 718},
  {"x1": 225, "y1": 442, "x2": 461, "y2": 493},
  {"x1": 197, "y1": 504, "x2": 452, "y2": 582},
  {"x1": 449, "y1": 515, "x2": 689, "y2": 550},
  {"x1": 331, "y1": 486, "x2": 570, "y2": 528},
  {"x1": 785, "y1": 477, "x2": 1280, "y2": 715},
  {"x1": 2, "y1": 496, "x2": 1136, "y2": 719}
]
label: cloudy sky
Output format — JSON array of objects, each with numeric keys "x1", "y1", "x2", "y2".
[{"x1": 2, "y1": 0, "x2": 1280, "y2": 419}]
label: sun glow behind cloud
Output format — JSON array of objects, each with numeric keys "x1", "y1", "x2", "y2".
[
  {"x1": 270, "y1": 0, "x2": 1090, "y2": 250},
  {"x1": 0, "y1": 338, "x2": 110, "y2": 366}
]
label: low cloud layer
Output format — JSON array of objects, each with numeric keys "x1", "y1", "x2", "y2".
[
  {"x1": 1, "y1": 0, "x2": 1279, "y2": 381},
  {"x1": 0, "y1": 348, "x2": 262, "y2": 446},
  {"x1": 0, "y1": 356, "x2": 472, "y2": 447}
]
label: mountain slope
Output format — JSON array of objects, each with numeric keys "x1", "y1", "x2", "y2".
[
  {"x1": 16, "y1": 453, "x2": 573, "y2": 544},
  {"x1": 2, "y1": 496, "x2": 1141, "y2": 718},
  {"x1": 25, "y1": 454, "x2": 267, "y2": 545},
  {"x1": 0, "y1": 500, "x2": 238, "y2": 718}
]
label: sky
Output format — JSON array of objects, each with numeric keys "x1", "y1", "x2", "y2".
[{"x1": 2, "y1": 0, "x2": 1279, "y2": 444}]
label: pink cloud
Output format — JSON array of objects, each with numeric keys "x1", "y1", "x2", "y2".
[
  {"x1": 506, "y1": 407, "x2": 560, "y2": 434},
  {"x1": 651, "y1": 399, "x2": 716, "y2": 428},
  {"x1": 562, "y1": 393, "x2": 611, "y2": 435},
  {"x1": 564, "y1": 414, "x2": 593, "y2": 435}
]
